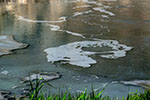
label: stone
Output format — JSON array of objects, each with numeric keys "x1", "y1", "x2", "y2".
[
  {"x1": 121, "y1": 80, "x2": 150, "y2": 89},
  {"x1": 22, "y1": 72, "x2": 61, "y2": 82},
  {"x1": 0, "y1": 90, "x2": 11, "y2": 100}
]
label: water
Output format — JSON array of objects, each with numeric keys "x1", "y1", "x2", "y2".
[{"x1": 0, "y1": 0, "x2": 150, "y2": 97}]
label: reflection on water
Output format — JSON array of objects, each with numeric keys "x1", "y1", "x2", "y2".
[{"x1": 0, "y1": 0, "x2": 150, "y2": 97}]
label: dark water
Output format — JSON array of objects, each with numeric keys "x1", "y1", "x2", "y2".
[{"x1": 0, "y1": 0, "x2": 150, "y2": 97}]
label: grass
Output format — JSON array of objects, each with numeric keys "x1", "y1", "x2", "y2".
[
  {"x1": 22, "y1": 78, "x2": 150, "y2": 100},
  {"x1": 27, "y1": 89, "x2": 150, "y2": 100}
]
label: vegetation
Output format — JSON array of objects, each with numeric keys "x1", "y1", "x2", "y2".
[{"x1": 24, "y1": 78, "x2": 150, "y2": 100}]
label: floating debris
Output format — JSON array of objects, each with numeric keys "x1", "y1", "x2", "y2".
[{"x1": 0, "y1": 35, "x2": 28, "y2": 56}]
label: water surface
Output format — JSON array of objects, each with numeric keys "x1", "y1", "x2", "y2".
[{"x1": 0, "y1": 0, "x2": 150, "y2": 97}]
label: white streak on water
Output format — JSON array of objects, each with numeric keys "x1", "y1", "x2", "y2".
[
  {"x1": 0, "y1": 70, "x2": 9, "y2": 75},
  {"x1": 102, "y1": 0, "x2": 117, "y2": 1},
  {"x1": 66, "y1": 31, "x2": 86, "y2": 38},
  {"x1": 44, "y1": 40, "x2": 132, "y2": 67},
  {"x1": 47, "y1": 24, "x2": 85, "y2": 38},
  {"x1": 73, "y1": 10, "x2": 92, "y2": 17},
  {"x1": 71, "y1": 0, "x2": 97, "y2": 4},
  {"x1": 73, "y1": 5, "x2": 91, "y2": 9},
  {"x1": 17, "y1": 16, "x2": 66, "y2": 23},
  {"x1": 101, "y1": 15, "x2": 109, "y2": 18},
  {"x1": 93, "y1": 7, "x2": 115, "y2": 16}
]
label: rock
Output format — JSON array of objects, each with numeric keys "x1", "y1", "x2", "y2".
[
  {"x1": 0, "y1": 94, "x2": 4, "y2": 100},
  {"x1": 121, "y1": 80, "x2": 150, "y2": 89},
  {"x1": 0, "y1": 90, "x2": 27, "y2": 100},
  {"x1": 0, "y1": 35, "x2": 28, "y2": 56},
  {"x1": 7, "y1": 95, "x2": 26, "y2": 100},
  {"x1": 13, "y1": 72, "x2": 61, "y2": 96},
  {"x1": 0, "y1": 90, "x2": 11, "y2": 100},
  {"x1": 22, "y1": 72, "x2": 61, "y2": 82}
]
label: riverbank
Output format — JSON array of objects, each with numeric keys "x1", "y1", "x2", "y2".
[
  {"x1": 28, "y1": 89, "x2": 150, "y2": 100},
  {"x1": 0, "y1": 78, "x2": 148, "y2": 100},
  {"x1": 1, "y1": 88, "x2": 149, "y2": 100}
]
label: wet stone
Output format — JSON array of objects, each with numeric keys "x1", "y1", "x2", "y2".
[
  {"x1": 22, "y1": 72, "x2": 61, "y2": 82},
  {"x1": 0, "y1": 90, "x2": 11, "y2": 100},
  {"x1": 121, "y1": 80, "x2": 150, "y2": 89}
]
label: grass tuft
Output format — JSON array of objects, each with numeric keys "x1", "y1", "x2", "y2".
[{"x1": 25, "y1": 78, "x2": 150, "y2": 100}]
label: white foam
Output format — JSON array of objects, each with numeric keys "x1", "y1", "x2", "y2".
[
  {"x1": 93, "y1": 7, "x2": 115, "y2": 16},
  {"x1": 73, "y1": 5, "x2": 91, "y2": 9},
  {"x1": 47, "y1": 24, "x2": 85, "y2": 38},
  {"x1": 102, "y1": 0, "x2": 117, "y2": 1},
  {"x1": 0, "y1": 70, "x2": 8, "y2": 75},
  {"x1": 66, "y1": 31, "x2": 86, "y2": 38},
  {"x1": 17, "y1": 16, "x2": 66, "y2": 23},
  {"x1": 96, "y1": 3, "x2": 103, "y2": 6},
  {"x1": 73, "y1": 10, "x2": 92, "y2": 17},
  {"x1": 101, "y1": 15, "x2": 109, "y2": 18},
  {"x1": 85, "y1": 0, "x2": 97, "y2": 4},
  {"x1": 49, "y1": 24, "x2": 61, "y2": 31},
  {"x1": 44, "y1": 40, "x2": 132, "y2": 67},
  {"x1": 71, "y1": 0, "x2": 97, "y2": 4}
]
